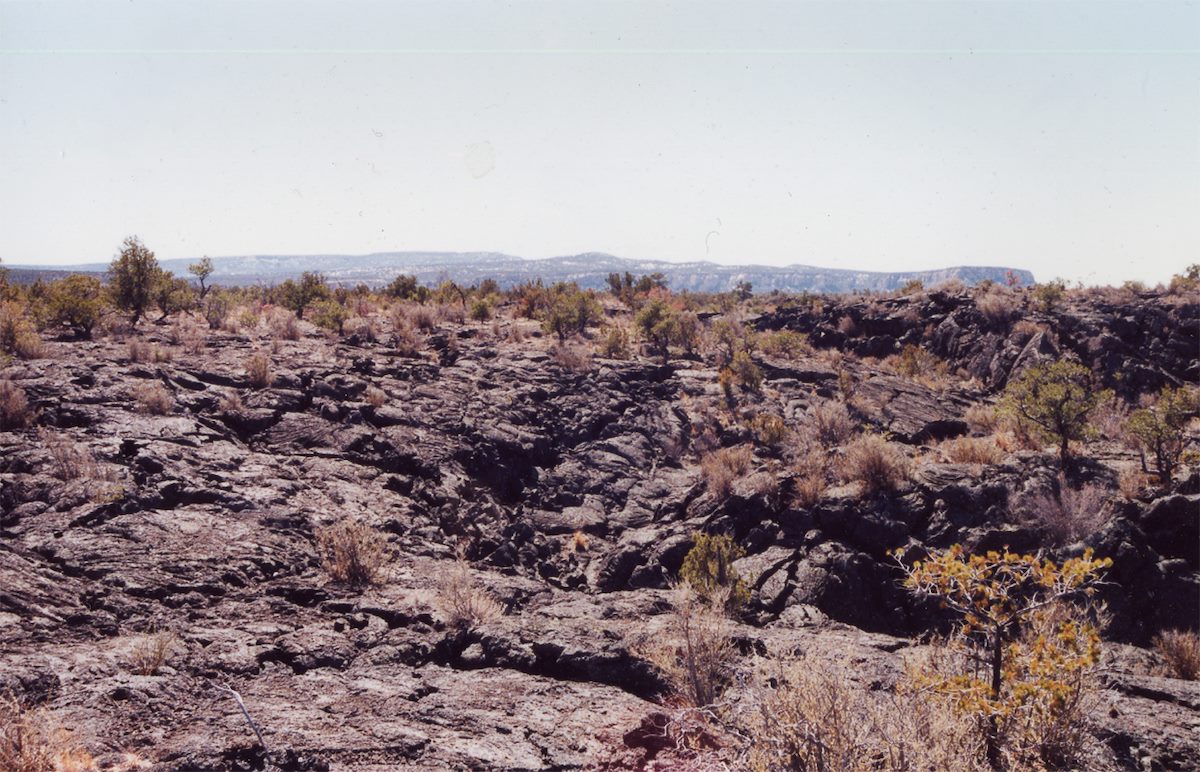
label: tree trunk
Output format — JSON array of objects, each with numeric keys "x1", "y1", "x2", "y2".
[{"x1": 987, "y1": 628, "x2": 1004, "y2": 769}]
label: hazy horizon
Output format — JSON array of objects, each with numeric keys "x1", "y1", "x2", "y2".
[{"x1": 2, "y1": 1, "x2": 1196, "y2": 286}]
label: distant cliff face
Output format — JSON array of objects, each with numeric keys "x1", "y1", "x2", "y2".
[{"x1": 9, "y1": 251, "x2": 1035, "y2": 293}]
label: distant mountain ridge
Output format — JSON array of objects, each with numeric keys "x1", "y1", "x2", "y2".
[{"x1": 8, "y1": 251, "x2": 1035, "y2": 293}]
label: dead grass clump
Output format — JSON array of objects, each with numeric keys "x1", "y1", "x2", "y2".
[
  {"x1": 701, "y1": 445, "x2": 753, "y2": 499},
  {"x1": 364, "y1": 385, "x2": 387, "y2": 408},
  {"x1": 133, "y1": 382, "x2": 173, "y2": 415},
  {"x1": 885, "y1": 344, "x2": 947, "y2": 381},
  {"x1": 129, "y1": 630, "x2": 179, "y2": 676},
  {"x1": 751, "y1": 412, "x2": 789, "y2": 449},
  {"x1": 550, "y1": 343, "x2": 593, "y2": 372},
  {"x1": 792, "y1": 472, "x2": 826, "y2": 509},
  {"x1": 0, "y1": 379, "x2": 32, "y2": 431},
  {"x1": 407, "y1": 304, "x2": 438, "y2": 332},
  {"x1": 838, "y1": 435, "x2": 911, "y2": 495},
  {"x1": 316, "y1": 519, "x2": 389, "y2": 588},
  {"x1": 647, "y1": 586, "x2": 738, "y2": 708},
  {"x1": 965, "y1": 403, "x2": 1000, "y2": 434},
  {"x1": 217, "y1": 389, "x2": 244, "y2": 412},
  {"x1": 507, "y1": 321, "x2": 529, "y2": 344},
  {"x1": 569, "y1": 530, "x2": 589, "y2": 553},
  {"x1": 977, "y1": 285, "x2": 1019, "y2": 325},
  {"x1": 1153, "y1": 629, "x2": 1200, "y2": 681},
  {"x1": 39, "y1": 430, "x2": 98, "y2": 481},
  {"x1": 173, "y1": 320, "x2": 207, "y2": 354},
  {"x1": 740, "y1": 655, "x2": 972, "y2": 772},
  {"x1": 343, "y1": 316, "x2": 377, "y2": 341},
  {"x1": 0, "y1": 694, "x2": 95, "y2": 772},
  {"x1": 1090, "y1": 394, "x2": 1129, "y2": 444},
  {"x1": 939, "y1": 436, "x2": 1005, "y2": 465},
  {"x1": 436, "y1": 559, "x2": 504, "y2": 630},
  {"x1": 1117, "y1": 466, "x2": 1153, "y2": 500},
  {"x1": 438, "y1": 303, "x2": 465, "y2": 325},
  {"x1": 1013, "y1": 474, "x2": 1110, "y2": 545},
  {"x1": 267, "y1": 308, "x2": 299, "y2": 341},
  {"x1": 126, "y1": 340, "x2": 151, "y2": 363},
  {"x1": 808, "y1": 400, "x2": 855, "y2": 447},
  {"x1": 245, "y1": 352, "x2": 272, "y2": 389}
]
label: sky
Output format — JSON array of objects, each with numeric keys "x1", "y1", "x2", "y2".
[{"x1": 0, "y1": 1, "x2": 1196, "y2": 286}]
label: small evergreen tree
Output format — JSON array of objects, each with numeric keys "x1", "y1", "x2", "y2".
[
  {"x1": 1127, "y1": 386, "x2": 1196, "y2": 483},
  {"x1": 108, "y1": 236, "x2": 160, "y2": 325},
  {"x1": 1003, "y1": 361, "x2": 1109, "y2": 463},
  {"x1": 899, "y1": 546, "x2": 1111, "y2": 768},
  {"x1": 44, "y1": 274, "x2": 106, "y2": 338},
  {"x1": 188, "y1": 256, "x2": 215, "y2": 299}
]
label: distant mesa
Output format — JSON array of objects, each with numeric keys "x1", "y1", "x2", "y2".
[{"x1": 8, "y1": 251, "x2": 1034, "y2": 293}]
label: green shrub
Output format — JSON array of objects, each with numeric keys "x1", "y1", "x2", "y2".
[
  {"x1": 727, "y1": 350, "x2": 763, "y2": 393},
  {"x1": 277, "y1": 271, "x2": 329, "y2": 319},
  {"x1": 108, "y1": 235, "x2": 160, "y2": 325},
  {"x1": 1002, "y1": 361, "x2": 1109, "y2": 462},
  {"x1": 1032, "y1": 279, "x2": 1066, "y2": 312},
  {"x1": 598, "y1": 326, "x2": 630, "y2": 359},
  {"x1": 680, "y1": 532, "x2": 749, "y2": 610},
  {"x1": 1127, "y1": 386, "x2": 1196, "y2": 483},
  {"x1": 310, "y1": 299, "x2": 349, "y2": 334},
  {"x1": 188, "y1": 256, "x2": 215, "y2": 299},
  {"x1": 0, "y1": 301, "x2": 43, "y2": 359},
  {"x1": 758, "y1": 330, "x2": 811, "y2": 359},
  {"x1": 469, "y1": 298, "x2": 492, "y2": 322},
  {"x1": 543, "y1": 285, "x2": 603, "y2": 341},
  {"x1": 42, "y1": 274, "x2": 106, "y2": 338}
]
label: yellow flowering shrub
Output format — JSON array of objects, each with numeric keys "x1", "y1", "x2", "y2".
[{"x1": 898, "y1": 545, "x2": 1111, "y2": 768}]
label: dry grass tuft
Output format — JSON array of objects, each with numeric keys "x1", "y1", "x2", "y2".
[
  {"x1": 316, "y1": 519, "x2": 389, "y2": 588},
  {"x1": 244, "y1": 352, "x2": 272, "y2": 389},
  {"x1": 343, "y1": 316, "x2": 377, "y2": 341},
  {"x1": 39, "y1": 430, "x2": 98, "y2": 480},
  {"x1": 1153, "y1": 629, "x2": 1200, "y2": 681},
  {"x1": 646, "y1": 586, "x2": 738, "y2": 708},
  {"x1": 838, "y1": 435, "x2": 911, "y2": 495},
  {"x1": 133, "y1": 382, "x2": 173, "y2": 415},
  {"x1": 550, "y1": 343, "x2": 593, "y2": 372},
  {"x1": 267, "y1": 308, "x2": 299, "y2": 341},
  {"x1": 436, "y1": 559, "x2": 504, "y2": 630},
  {"x1": 364, "y1": 385, "x2": 387, "y2": 408},
  {"x1": 129, "y1": 630, "x2": 180, "y2": 676},
  {"x1": 976, "y1": 285, "x2": 1019, "y2": 325},
  {"x1": 126, "y1": 340, "x2": 151, "y2": 363},
  {"x1": 1013, "y1": 474, "x2": 1110, "y2": 545},
  {"x1": 740, "y1": 654, "x2": 985, "y2": 772},
  {"x1": 0, "y1": 694, "x2": 95, "y2": 772},
  {"x1": 807, "y1": 400, "x2": 855, "y2": 447},
  {"x1": 939, "y1": 436, "x2": 1006, "y2": 465},
  {"x1": 964, "y1": 403, "x2": 1000, "y2": 434},
  {"x1": 1117, "y1": 466, "x2": 1153, "y2": 500},
  {"x1": 701, "y1": 445, "x2": 753, "y2": 499},
  {"x1": 0, "y1": 379, "x2": 32, "y2": 431},
  {"x1": 217, "y1": 389, "x2": 244, "y2": 412}
]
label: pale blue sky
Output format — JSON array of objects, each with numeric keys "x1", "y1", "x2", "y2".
[{"x1": 1, "y1": 1, "x2": 1196, "y2": 285}]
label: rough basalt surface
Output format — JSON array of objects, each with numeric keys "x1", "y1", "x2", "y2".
[{"x1": 1, "y1": 288, "x2": 1197, "y2": 770}]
